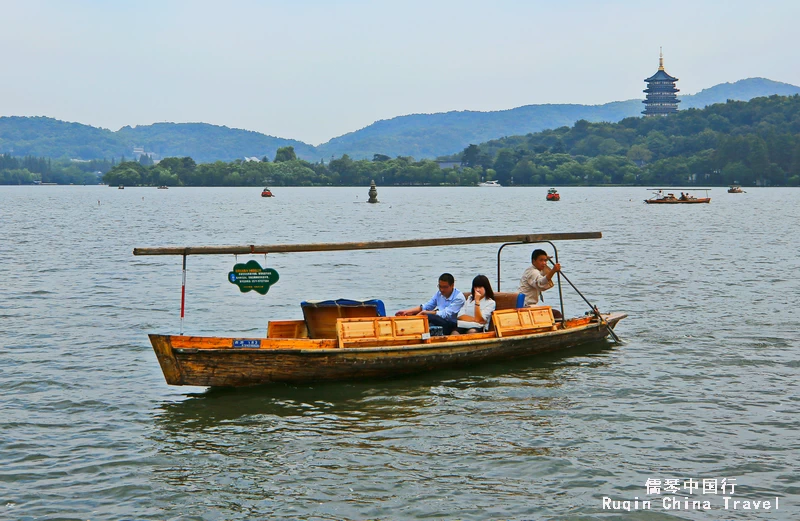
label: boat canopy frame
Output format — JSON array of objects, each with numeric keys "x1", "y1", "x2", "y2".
[
  {"x1": 134, "y1": 232, "x2": 601, "y2": 334},
  {"x1": 496, "y1": 239, "x2": 566, "y2": 322}
]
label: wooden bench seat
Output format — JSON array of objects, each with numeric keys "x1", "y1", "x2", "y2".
[
  {"x1": 337, "y1": 315, "x2": 429, "y2": 348},
  {"x1": 492, "y1": 306, "x2": 557, "y2": 337}
]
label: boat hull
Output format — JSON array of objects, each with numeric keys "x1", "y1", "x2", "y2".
[{"x1": 149, "y1": 313, "x2": 625, "y2": 387}]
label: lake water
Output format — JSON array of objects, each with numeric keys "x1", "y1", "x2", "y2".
[{"x1": 1, "y1": 185, "x2": 798, "y2": 520}]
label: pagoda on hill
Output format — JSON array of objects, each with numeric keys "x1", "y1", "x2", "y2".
[{"x1": 642, "y1": 49, "x2": 680, "y2": 116}]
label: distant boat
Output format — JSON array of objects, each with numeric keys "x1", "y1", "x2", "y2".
[
  {"x1": 727, "y1": 185, "x2": 745, "y2": 193},
  {"x1": 546, "y1": 188, "x2": 560, "y2": 201},
  {"x1": 118, "y1": 185, "x2": 124, "y2": 190},
  {"x1": 478, "y1": 180, "x2": 502, "y2": 187},
  {"x1": 157, "y1": 185, "x2": 169, "y2": 189},
  {"x1": 644, "y1": 189, "x2": 711, "y2": 204},
  {"x1": 261, "y1": 187, "x2": 274, "y2": 197}
]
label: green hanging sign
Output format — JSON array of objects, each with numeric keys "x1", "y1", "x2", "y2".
[{"x1": 228, "y1": 260, "x2": 279, "y2": 295}]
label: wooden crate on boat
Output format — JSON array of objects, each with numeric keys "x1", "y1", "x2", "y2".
[
  {"x1": 337, "y1": 316, "x2": 429, "y2": 348},
  {"x1": 267, "y1": 320, "x2": 309, "y2": 339},
  {"x1": 493, "y1": 306, "x2": 556, "y2": 337}
]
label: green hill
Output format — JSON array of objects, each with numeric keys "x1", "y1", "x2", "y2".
[
  {"x1": 9, "y1": 94, "x2": 800, "y2": 187},
  {"x1": 1, "y1": 78, "x2": 798, "y2": 162},
  {"x1": 115, "y1": 122, "x2": 316, "y2": 163},
  {"x1": 314, "y1": 78, "x2": 800, "y2": 159},
  {"x1": 0, "y1": 118, "x2": 315, "y2": 163},
  {"x1": 461, "y1": 94, "x2": 800, "y2": 188},
  {"x1": 0, "y1": 116, "x2": 124, "y2": 159}
]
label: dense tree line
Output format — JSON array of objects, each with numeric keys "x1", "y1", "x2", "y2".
[
  {"x1": 445, "y1": 94, "x2": 800, "y2": 186},
  {"x1": 100, "y1": 147, "x2": 485, "y2": 187},
  {"x1": 0, "y1": 154, "x2": 113, "y2": 185}
]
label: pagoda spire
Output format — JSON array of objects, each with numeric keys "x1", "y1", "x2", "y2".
[{"x1": 658, "y1": 47, "x2": 664, "y2": 71}]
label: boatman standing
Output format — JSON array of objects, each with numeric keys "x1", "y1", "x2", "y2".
[
  {"x1": 396, "y1": 273, "x2": 465, "y2": 335},
  {"x1": 519, "y1": 249, "x2": 561, "y2": 309}
]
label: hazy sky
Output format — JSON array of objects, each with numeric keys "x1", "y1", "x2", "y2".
[{"x1": 2, "y1": 0, "x2": 798, "y2": 144}]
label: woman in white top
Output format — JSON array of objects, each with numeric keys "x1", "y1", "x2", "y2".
[{"x1": 452, "y1": 275, "x2": 496, "y2": 335}]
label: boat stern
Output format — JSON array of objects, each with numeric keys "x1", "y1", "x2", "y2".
[{"x1": 602, "y1": 312, "x2": 627, "y2": 334}]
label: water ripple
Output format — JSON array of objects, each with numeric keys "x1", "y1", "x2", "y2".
[{"x1": 2, "y1": 186, "x2": 799, "y2": 520}]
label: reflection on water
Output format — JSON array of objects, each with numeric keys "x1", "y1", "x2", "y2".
[
  {"x1": 156, "y1": 340, "x2": 615, "y2": 430},
  {"x1": 149, "y1": 342, "x2": 616, "y2": 520}
]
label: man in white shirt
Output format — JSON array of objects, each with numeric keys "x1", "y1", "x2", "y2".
[{"x1": 518, "y1": 249, "x2": 561, "y2": 307}]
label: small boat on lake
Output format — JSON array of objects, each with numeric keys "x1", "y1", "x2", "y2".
[
  {"x1": 728, "y1": 185, "x2": 744, "y2": 193},
  {"x1": 644, "y1": 189, "x2": 710, "y2": 204},
  {"x1": 118, "y1": 185, "x2": 124, "y2": 190},
  {"x1": 157, "y1": 185, "x2": 169, "y2": 190},
  {"x1": 261, "y1": 187, "x2": 274, "y2": 197},
  {"x1": 478, "y1": 180, "x2": 502, "y2": 187},
  {"x1": 134, "y1": 233, "x2": 625, "y2": 387},
  {"x1": 546, "y1": 188, "x2": 560, "y2": 201}
]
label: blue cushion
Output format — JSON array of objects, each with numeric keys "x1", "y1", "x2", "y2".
[{"x1": 300, "y1": 299, "x2": 386, "y2": 317}]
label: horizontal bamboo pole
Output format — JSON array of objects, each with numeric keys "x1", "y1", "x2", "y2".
[{"x1": 133, "y1": 232, "x2": 601, "y2": 256}]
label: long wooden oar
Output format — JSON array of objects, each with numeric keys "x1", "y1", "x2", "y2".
[{"x1": 548, "y1": 260, "x2": 622, "y2": 344}]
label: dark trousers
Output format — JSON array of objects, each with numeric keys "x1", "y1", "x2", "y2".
[{"x1": 427, "y1": 314, "x2": 457, "y2": 335}]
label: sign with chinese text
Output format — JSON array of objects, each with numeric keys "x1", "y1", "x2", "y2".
[{"x1": 228, "y1": 260, "x2": 279, "y2": 295}]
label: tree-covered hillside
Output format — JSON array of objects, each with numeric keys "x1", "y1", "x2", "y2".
[
  {"x1": 115, "y1": 123, "x2": 316, "y2": 163},
  {"x1": 314, "y1": 78, "x2": 800, "y2": 159},
  {"x1": 0, "y1": 117, "x2": 124, "y2": 159},
  {"x1": 0, "y1": 117, "x2": 316, "y2": 163},
  {"x1": 454, "y1": 94, "x2": 800, "y2": 187},
  {"x1": 2, "y1": 78, "x2": 798, "y2": 163},
  {"x1": 90, "y1": 95, "x2": 800, "y2": 188}
]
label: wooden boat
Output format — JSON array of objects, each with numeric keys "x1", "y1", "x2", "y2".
[
  {"x1": 261, "y1": 187, "x2": 274, "y2": 197},
  {"x1": 134, "y1": 233, "x2": 626, "y2": 387},
  {"x1": 727, "y1": 185, "x2": 744, "y2": 193},
  {"x1": 644, "y1": 189, "x2": 710, "y2": 204},
  {"x1": 546, "y1": 188, "x2": 560, "y2": 201}
]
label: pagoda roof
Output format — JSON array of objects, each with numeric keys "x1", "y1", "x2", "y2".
[{"x1": 645, "y1": 69, "x2": 678, "y2": 82}]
